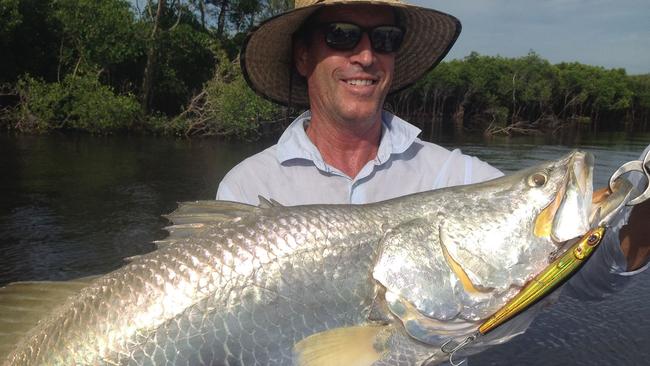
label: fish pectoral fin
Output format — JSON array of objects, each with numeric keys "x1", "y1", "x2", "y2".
[
  {"x1": 0, "y1": 278, "x2": 95, "y2": 359},
  {"x1": 293, "y1": 324, "x2": 392, "y2": 366}
]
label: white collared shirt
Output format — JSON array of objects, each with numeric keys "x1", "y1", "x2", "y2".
[{"x1": 217, "y1": 110, "x2": 502, "y2": 205}]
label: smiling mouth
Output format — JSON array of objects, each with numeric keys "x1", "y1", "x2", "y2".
[{"x1": 345, "y1": 79, "x2": 377, "y2": 86}]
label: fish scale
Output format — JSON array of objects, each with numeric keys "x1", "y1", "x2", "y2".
[
  {"x1": 121, "y1": 207, "x2": 388, "y2": 365},
  {"x1": 190, "y1": 208, "x2": 387, "y2": 365},
  {"x1": 2, "y1": 151, "x2": 632, "y2": 366},
  {"x1": 6, "y1": 204, "x2": 393, "y2": 365}
]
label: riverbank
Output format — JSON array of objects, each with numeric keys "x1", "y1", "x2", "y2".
[{"x1": 2, "y1": 54, "x2": 648, "y2": 140}]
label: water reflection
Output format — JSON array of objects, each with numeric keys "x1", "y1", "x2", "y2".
[{"x1": 0, "y1": 132, "x2": 648, "y2": 365}]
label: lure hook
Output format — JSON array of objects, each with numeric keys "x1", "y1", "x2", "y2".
[{"x1": 440, "y1": 333, "x2": 478, "y2": 366}]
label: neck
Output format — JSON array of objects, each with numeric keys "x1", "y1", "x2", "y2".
[{"x1": 306, "y1": 112, "x2": 382, "y2": 178}]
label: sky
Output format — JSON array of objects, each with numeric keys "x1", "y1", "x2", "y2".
[{"x1": 414, "y1": 0, "x2": 650, "y2": 75}]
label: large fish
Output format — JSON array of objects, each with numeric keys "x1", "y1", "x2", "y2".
[{"x1": 0, "y1": 151, "x2": 633, "y2": 366}]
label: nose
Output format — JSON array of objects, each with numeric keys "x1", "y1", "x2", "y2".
[{"x1": 349, "y1": 33, "x2": 375, "y2": 67}]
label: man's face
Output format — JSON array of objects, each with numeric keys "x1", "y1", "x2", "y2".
[{"x1": 295, "y1": 5, "x2": 396, "y2": 126}]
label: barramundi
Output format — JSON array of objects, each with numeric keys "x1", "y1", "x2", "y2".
[{"x1": 0, "y1": 151, "x2": 634, "y2": 365}]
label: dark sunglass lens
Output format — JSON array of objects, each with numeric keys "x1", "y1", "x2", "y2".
[
  {"x1": 370, "y1": 26, "x2": 404, "y2": 53},
  {"x1": 325, "y1": 23, "x2": 362, "y2": 50}
]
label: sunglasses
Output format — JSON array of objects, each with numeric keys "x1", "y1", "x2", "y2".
[{"x1": 316, "y1": 22, "x2": 405, "y2": 54}]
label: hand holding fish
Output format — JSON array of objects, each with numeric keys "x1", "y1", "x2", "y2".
[
  {"x1": 610, "y1": 147, "x2": 650, "y2": 271},
  {"x1": 620, "y1": 200, "x2": 650, "y2": 270}
]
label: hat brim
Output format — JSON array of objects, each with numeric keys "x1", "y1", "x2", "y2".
[{"x1": 240, "y1": 1, "x2": 461, "y2": 107}]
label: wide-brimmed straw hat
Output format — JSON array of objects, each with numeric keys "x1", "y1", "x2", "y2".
[{"x1": 240, "y1": 0, "x2": 461, "y2": 107}]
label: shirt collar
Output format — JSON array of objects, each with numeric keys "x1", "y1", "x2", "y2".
[{"x1": 276, "y1": 110, "x2": 422, "y2": 166}]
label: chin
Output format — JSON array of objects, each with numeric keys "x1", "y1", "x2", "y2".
[{"x1": 339, "y1": 102, "x2": 382, "y2": 123}]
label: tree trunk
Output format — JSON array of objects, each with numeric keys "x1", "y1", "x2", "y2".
[
  {"x1": 453, "y1": 103, "x2": 465, "y2": 131},
  {"x1": 248, "y1": 12, "x2": 255, "y2": 31},
  {"x1": 592, "y1": 109, "x2": 599, "y2": 132},
  {"x1": 141, "y1": 0, "x2": 166, "y2": 113},
  {"x1": 199, "y1": 0, "x2": 206, "y2": 29},
  {"x1": 217, "y1": 0, "x2": 229, "y2": 37},
  {"x1": 510, "y1": 72, "x2": 517, "y2": 125},
  {"x1": 428, "y1": 90, "x2": 440, "y2": 141}
]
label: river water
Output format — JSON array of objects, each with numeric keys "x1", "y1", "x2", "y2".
[{"x1": 0, "y1": 131, "x2": 649, "y2": 365}]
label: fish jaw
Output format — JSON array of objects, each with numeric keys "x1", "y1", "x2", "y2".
[
  {"x1": 537, "y1": 149, "x2": 634, "y2": 242},
  {"x1": 549, "y1": 151, "x2": 594, "y2": 242}
]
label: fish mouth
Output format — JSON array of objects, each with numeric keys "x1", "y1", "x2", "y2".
[
  {"x1": 536, "y1": 150, "x2": 636, "y2": 244},
  {"x1": 590, "y1": 177, "x2": 635, "y2": 226},
  {"x1": 535, "y1": 151, "x2": 594, "y2": 243},
  {"x1": 552, "y1": 151, "x2": 594, "y2": 242}
]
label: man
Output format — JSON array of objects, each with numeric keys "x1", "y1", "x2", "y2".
[
  {"x1": 219, "y1": 0, "x2": 500, "y2": 205},
  {"x1": 218, "y1": 0, "x2": 649, "y2": 357}
]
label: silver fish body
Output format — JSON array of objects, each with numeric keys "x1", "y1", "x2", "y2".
[{"x1": 1, "y1": 151, "x2": 630, "y2": 365}]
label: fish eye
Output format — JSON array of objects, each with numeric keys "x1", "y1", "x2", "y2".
[{"x1": 528, "y1": 173, "x2": 547, "y2": 187}]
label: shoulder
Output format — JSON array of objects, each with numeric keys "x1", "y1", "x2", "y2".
[
  {"x1": 400, "y1": 138, "x2": 503, "y2": 187},
  {"x1": 216, "y1": 145, "x2": 280, "y2": 204},
  {"x1": 229, "y1": 145, "x2": 280, "y2": 172},
  {"x1": 409, "y1": 138, "x2": 453, "y2": 157}
]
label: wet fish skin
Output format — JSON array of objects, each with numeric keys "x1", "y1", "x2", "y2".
[
  {"x1": 6, "y1": 205, "x2": 394, "y2": 365},
  {"x1": 2, "y1": 151, "x2": 605, "y2": 365}
]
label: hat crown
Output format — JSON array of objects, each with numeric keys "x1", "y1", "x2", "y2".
[{"x1": 295, "y1": 0, "x2": 404, "y2": 9}]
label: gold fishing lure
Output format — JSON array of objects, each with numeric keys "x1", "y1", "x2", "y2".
[
  {"x1": 442, "y1": 227, "x2": 606, "y2": 366},
  {"x1": 479, "y1": 226, "x2": 606, "y2": 334}
]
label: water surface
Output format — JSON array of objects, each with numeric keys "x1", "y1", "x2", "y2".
[{"x1": 1, "y1": 131, "x2": 648, "y2": 365}]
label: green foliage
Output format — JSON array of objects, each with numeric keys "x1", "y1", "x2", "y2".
[
  {"x1": 53, "y1": 0, "x2": 143, "y2": 74},
  {"x1": 555, "y1": 63, "x2": 632, "y2": 118},
  {"x1": 150, "y1": 23, "x2": 221, "y2": 114},
  {"x1": 391, "y1": 52, "x2": 650, "y2": 134},
  {"x1": 206, "y1": 67, "x2": 279, "y2": 139},
  {"x1": 10, "y1": 75, "x2": 141, "y2": 133},
  {"x1": 0, "y1": 0, "x2": 21, "y2": 35},
  {"x1": 460, "y1": 53, "x2": 510, "y2": 112},
  {"x1": 228, "y1": 0, "x2": 262, "y2": 32},
  {"x1": 142, "y1": 112, "x2": 187, "y2": 135},
  {"x1": 2, "y1": 0, "x2": 648, "y2": 137},
  {"x1": 592, "y1": 68, "x2": 632, "y2": 111},
  {"x1": 172, "y1": 60, "x2": 281, "y2": 139},
  {"x1": 630, "y1": 74, "x2": 650, "y2": 110},
  {"x1": 511, "y1": 52, "x2": 555, "y2": 110},
  {"x1": 10, "y1": 76, "x2": 64, "y2": 132},
  {"x1": 0, "y1": 0, "x2": 61, "y2": 82}
]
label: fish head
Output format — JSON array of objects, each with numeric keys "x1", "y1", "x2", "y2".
[
  {"x1": 525, "y1": 149, "x2": 634, "y2": 243},
  {"x1": 527, "y1": 150, "x2": 594, "y2": 243},
  {"x1": 373, "y1": 150, "x2": 610, "y2": 348}
]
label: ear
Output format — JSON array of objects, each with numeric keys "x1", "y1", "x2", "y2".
[{"x1": 293, "y1": 40, "x2": 310, "y2": 77}]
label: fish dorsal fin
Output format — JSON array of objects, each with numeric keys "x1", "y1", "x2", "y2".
[
  {"x1": 0, "y1": 278, "x2": 96, "y2": 359},
  {"x1": 257, "y1": 196, "x2": 283, "y2": 208},
  {"x1": 159, "y1": 200, "x2": 261, "y2": 248},
  {"x1": 123, "y1": 254, "x2": 143, "y2": 263},
  {"x1": 164, "y1": 200, "x2": 259, "y2": 225},
  {"x1": 293, "y1": 324, "x2": 391, "y2": 366}
]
